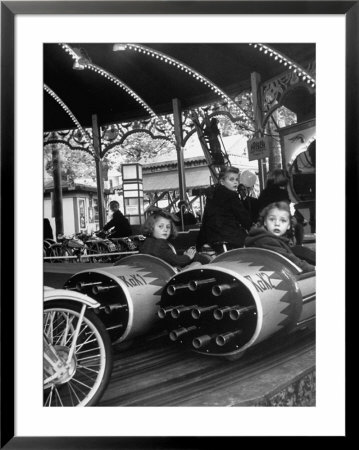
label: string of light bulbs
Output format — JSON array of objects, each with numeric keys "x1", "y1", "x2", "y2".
[
  {"x1": 44, "y1": 83, "x2": 94, "y2": 152},
  {"x1": 249, "y1": 43, "x2": 316, "y2": 87},
  {"x1": 59, "y1": 43, "x2": 175, "y2": 143},
  {"x1": 117, "y1": 43, "x2": 255, "y2": 128}
]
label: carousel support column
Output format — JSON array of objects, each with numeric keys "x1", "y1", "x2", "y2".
[
  {"x1": 267, "y1": 111, "x2": 282, "y2": 170},
  {"x1": 51, "y1": 143, "x2": 63, "y2": 237},
  {"x1": 251, "y1": 72, "x2": 267, "y2": 190},
  {"x1": 173, "y1": 98, "x2": 187, "y2": 231},
  {"x1": 92, "y1": 114, "x2": 105, "y2": 229},
  {"x1": 172, "y1": 99, "x2": 187, "y2": 203}
]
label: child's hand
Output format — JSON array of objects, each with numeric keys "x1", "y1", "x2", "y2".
[{"x1": 184, "y1": 247, "x2": 196, "y2": 260}]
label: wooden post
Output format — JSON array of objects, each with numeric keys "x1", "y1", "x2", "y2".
[
  {"x1": 250, "y1": 72, "x2": 267, "y2": 190},
  {"x1": 92, "y1": 114, "x2": 105, "y2": 229},
  {"x1": 172, "y1": 98, "x2": 187, "y2": 203},
  {"x1": 51, "y1": 143, "x2": 63, "y2": 237}
]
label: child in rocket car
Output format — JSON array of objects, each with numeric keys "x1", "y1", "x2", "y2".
[
  {"x1": 245, "y1": 202, "x2": 315, "y2": 273},
  {"x1": 140, "y1": 210, "x2": 211, "y2": 270}
]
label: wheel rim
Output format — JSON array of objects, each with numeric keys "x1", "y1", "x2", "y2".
[{"x1": 43, "y1": 307, "x2": 107, "y2": 406}]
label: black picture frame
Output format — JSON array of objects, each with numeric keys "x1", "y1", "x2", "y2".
[{"x1": 1, "y1": 1, "x2": 355, "y2": 448}]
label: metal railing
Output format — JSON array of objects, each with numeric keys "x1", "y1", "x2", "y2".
[{"x1": 44, "y1": 250, "x2": 139, "y2": 262}]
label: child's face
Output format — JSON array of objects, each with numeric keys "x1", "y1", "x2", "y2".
[
  {"x1": 264, "y1": 208, "x2": 290, "y2": 237},
  {"x1": 221, "y1": 173, "x2": 239, "y2": 191},
  {"x1": 153, "y1": 217, "x2": 172, "y2": 240}
]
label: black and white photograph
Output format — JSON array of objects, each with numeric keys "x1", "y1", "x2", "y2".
[
  {"x1": 43, "y1": 42, "x2": 317, "y2": 408},
  {"x1": 1, "y1": 1, "x2": 352, "y2": 445}
]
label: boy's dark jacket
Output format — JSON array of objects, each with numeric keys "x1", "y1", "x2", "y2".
[
  {"x1": 245, "y1": 227, "x2": 315, "y2": 273},
  {"x1": 197, "y1": 184, "x2": 251, "y2": 250}
]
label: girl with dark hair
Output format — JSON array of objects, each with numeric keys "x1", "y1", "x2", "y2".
[
  {"x1": 257, "y1": 169, "x2": 291, "y2": 212},
  {"x1": 140, "y1": 210, "x2": 210, "y2": 269}
]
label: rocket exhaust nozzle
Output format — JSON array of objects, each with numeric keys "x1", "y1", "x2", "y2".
[
  {"x1": 188, "y1": 277, "x2": 217, "y2": 291},
  {"x1": 213, "y1": 305, "x2": 241, "y2": 320},
  {"x1": 192, "y1": 333, "x2": 217, "y2": 349},
  {"x1": 171, "y1": 305, "x2": 197, "y2": 319},
  {"x1": 103, "y1": 303, "x2": 127, "y2": 314},
  {"x1": 158, "y1": 306, "x2": 176, "y2": 319},
  {"x1": 216, "y1": 329, "x2": 243, "y2": 346},
  {"x1": 211, "y1": 283, "x2": 233, "y2": 296},
  {"x1": 76, "y1": 281, "x2": 102, "y2": 291},
  {"x1": 167, "y1": 283, "x2": 190, "y2": 296},
  {"x1": 191, "y1": 305, "x2": 218, "y2": 319},
  {"x1": 229, "y1": 305, "x2": 256, "y2": 320},
  {"x1": 169, "y1": 326, "x2": 197, "y2": 342},
  {"x1": 92, "y1": 284, "x2": 117, "y2": 295}
]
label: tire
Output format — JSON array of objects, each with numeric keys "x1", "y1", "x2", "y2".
[{"x1": 43, "y1": 300, "x2": 113, "y2": 406}]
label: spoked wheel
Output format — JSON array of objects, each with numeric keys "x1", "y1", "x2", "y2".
[
  {"x1": 47, "y1": 245, "x2": 73, "y2": 263},
  {"x1": 86, "y1": 242, "x2": 112, "y2": 263},
  {"x1": 43, "y1": 300, "x2": 113, "y2": 406},
  {"x1": 46, "y1": 245, "x2": 62, "y2": 263}
]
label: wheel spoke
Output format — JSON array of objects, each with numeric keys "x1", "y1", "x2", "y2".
[
  {"x1": 67, "y1": 381, "x2": 83, "y2": 405},
  {"x1": 75, "y1": 331, "x2": 96, "y2": 349},
  {"x1": 75, "y1": 368, "x2": 99, "y2": 383},
  {"x1": 77, "y1": 365, "x2": 101, "y2": 375},
  {"x1": 76, "y1": 350, "x2": 101, "y2": 359},
  {"x1": 61, "y1": 313, "x2": 75, "y2": 346},
  {"x1": 54, "y1": 386, "x2": 64, "y2": 406},
  {"x1": 44, "y1": 385, "x2": 54, "y2": 406},
  {"x1": 70, "y1": 376, "x2": 94, "y2": 390},
  {"x1": 66, "y1": 304, "x2": 86, "y2": 364},
  {"x1": 44, "y1": 372, "x2": 59, "y2": 384}
]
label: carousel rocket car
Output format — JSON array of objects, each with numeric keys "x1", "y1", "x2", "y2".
[
  {"x1": 62, "y1": 254, "x2": 177, "y2": 344},
  {"x1": 157, "y1": 248, "x2": 315, "y2": 357},
  {"x1": 61, "y1": 248, "x2": 315, "y2": 352}
]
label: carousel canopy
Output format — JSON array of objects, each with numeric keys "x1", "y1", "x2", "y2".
[{"x1": 43, "y1": 43, "x2": 315, "y2": 132}]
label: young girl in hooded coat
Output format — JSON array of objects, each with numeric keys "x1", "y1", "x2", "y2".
[{"x1": 245, "y1": 202, "x2": 315, "y2": 273}]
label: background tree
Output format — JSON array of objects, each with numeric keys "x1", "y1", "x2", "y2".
[{"x1": 44, "y1": 145, "x2": 97, "y2": 182}]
